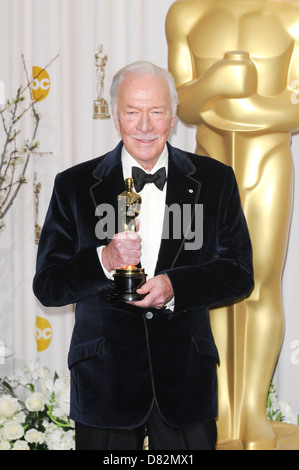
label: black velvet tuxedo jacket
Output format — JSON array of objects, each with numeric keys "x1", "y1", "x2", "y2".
[{"x1": 33, "y1": 141, "x2": 254, "y2": 429}]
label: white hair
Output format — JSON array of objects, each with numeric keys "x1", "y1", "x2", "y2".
[{"x1": 110, "y1": 60, "x2": 179, "y2": 117}]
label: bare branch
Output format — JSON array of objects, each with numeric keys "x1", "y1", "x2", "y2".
[{"x1": 0, "y1": 55, "x2": 58, "y2": 229}]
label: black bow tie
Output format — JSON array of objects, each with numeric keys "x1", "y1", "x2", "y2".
[{"x1": 131, "y1": 166, "x2": 167, "y2": 193}]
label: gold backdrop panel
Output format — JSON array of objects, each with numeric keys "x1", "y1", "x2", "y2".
[{"x1": 166, "y1": 0, "x2": 299, "y2": 450}]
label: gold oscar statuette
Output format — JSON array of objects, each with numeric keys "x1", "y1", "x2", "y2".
[
  {"x1": 109, "y1": 178, "x2": 147, "y2": 302},
  {"x1": 93, "y1": 45, "x2": 110, "y2": 120}
]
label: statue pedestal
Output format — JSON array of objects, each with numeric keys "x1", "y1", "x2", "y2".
[
  {"x1": 93, "y1": 99, "x2": 110, "y2": 119},
  {"x1": 271, "y1": 422, "x2": 299, "y2": 450},
  {"x1": 216, "y1": 422, "x2": 299, "y2": 450}
]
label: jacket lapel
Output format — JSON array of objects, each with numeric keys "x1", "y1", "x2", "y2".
[
  {"x1": 90, "y1": 141, "x2": 125, "y2": 243},
  {"x1": 155, "y1": 143, "x2": 202, "y2": 274}
]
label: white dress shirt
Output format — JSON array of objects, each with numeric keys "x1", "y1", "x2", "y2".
[
  {"x1": 121, "y1": 145, "x2": 168, "y2": 279},
  {"x1": 97, "y1": 145, "x2": 174, "y2": 309}
]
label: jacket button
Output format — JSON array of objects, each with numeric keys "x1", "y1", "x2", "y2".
[{"x1": 145, "y1": 311, "x2": 153, "y2": 320}]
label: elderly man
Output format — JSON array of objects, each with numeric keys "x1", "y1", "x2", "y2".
[{"x1": 33, "y1": 61, "x2": 253, "y2": 450}]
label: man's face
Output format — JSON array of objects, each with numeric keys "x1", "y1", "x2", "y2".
[{"x1": 113, "y1": 74, "x2": 176, "y2": 171}]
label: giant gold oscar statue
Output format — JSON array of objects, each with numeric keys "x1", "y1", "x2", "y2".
[{"x1": 166, "y1": 0, "x2": 299, "y2": 450}]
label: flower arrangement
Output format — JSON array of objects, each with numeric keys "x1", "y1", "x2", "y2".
[
  {"x1": 0, "y1": 342, "x2": 298, "y2": 451},
  {"x1": 267, "y1": 382, "x2": 299, "y2": 426},
  {"x1": 0, "y1": 359, "x2": 74, "y2": 450}
]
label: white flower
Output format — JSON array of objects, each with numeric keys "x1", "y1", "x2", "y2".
[
  {"x1": 279, "y1": 401, "x2": 297, "y2": 425},
  {"x1": 14, "y1": 359, "x2": 47, "y2": 387},
  {"x1": 0, "y1": 440, "x2": 11, "y2": 450},
  {"x1": 61, "y1": 429, "x2": 75, "y2": 450},
  {"x1": 42, "y1": 421, "x2": 75, "y2": 450},
  {"x1": 52, "y1": 376, "x2": 71, "y2": 418},
  {"x1": 13, "y1": 411, "x2": 26, "y2": 424},
  {"x1": 25, "y1": 392, "x2": 45, "y2": 412},
  {"x1": 2, "y1": 421, "x2": 24, "y2": 441},
  {"x1": 25, "y1": 428, "x2": 44, "y2": 444},
  {"x1": 0, "y1": 395, "x2": 21, "y2": 418},
  {"x1": 37, "y1": 366, "x2": 53, "y2": 398},
  {"x1": 12, "y1": 440, "x2": 30, "y2": 450},
  {"x1": 42, "y1": 422, "x2": 62, "y2": 450}
]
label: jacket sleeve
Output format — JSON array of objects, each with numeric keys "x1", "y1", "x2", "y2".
[
  {"x1": 163, "y1": 167, "x2": 254, "y2": 317},
  {"x1": 33, "y1": 173, "x2": 112, "y2": 307}
]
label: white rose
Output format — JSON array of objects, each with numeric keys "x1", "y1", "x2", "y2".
[
  {"x1": 25, "y1": 392, "x2": 45, "y2": 412},
  {"x1": 0, "y1": 440, "x2": 11, "y2": 450},
  {"x1": 25, "y1": 428, "x2": 44, "y2": 444},
  {"x1": 2, "y1": 421, "x2": 24, "y2": 441},
  {"x1": 12, "y1": 440, "x2": 30, "y2": 450},
  {"x1": 0, "y1": 395, "x2": 21, "y2": 418}
]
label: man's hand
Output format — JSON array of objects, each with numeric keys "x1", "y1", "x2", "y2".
[
  {"x1": 130, "y1": 274, "x2": 174, "y2": 310},
  {"x1": 101, "y1": 232, "x2": 141, "y2": 272}
]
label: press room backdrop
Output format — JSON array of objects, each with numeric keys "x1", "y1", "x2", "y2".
[{"x1": 0, "y1": 0, "x2": 298, "y2": 417}]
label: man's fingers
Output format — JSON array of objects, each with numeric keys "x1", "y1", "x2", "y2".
[
  {"x1": 102, "y1": 231, "x2": 142, "y2": 271},
  {"x1": 131, "y1": 275, "x2": 174, "y2": 310}
]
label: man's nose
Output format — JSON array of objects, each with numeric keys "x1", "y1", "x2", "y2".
[{"x1": 137, "y1": 113, "x2": 154, "y2": 133}]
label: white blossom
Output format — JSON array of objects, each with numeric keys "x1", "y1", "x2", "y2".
[
  {"x1": 13, "y1": 411, "x2": 26, "y2": 424},
  {"x1": 0, "y1": 395, "x2": 21, "y2": 417},
  {"x1": 25, "y1": 428, "x2": 44, "y2": 444},
  {"x1": 42, "y1": 421, "x2": 75, "y2": 450},
  {"x1": 2, "y1": 421, "x2": 24, "y2": 441},
  {"x1": 52, "y1": 376, "x2": 71, "y2": 418},
  {"x1": 279, "y1": 401, "x2": 297, "y2": 425},
  {"x1": 12, "y1": 440, "x2": 30, "y2": 450},
  {"x1": 25, "y1": 392, "x2": 46, "y2": 412},
  {"x1": 12, "y1": 359, "x2": 48, "y2": 387},
  {"x1": 0, "y1": 440, "x2": 11, "y2": 450}
]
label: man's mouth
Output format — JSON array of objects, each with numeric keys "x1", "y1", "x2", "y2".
[{"x1": 131, "y1": 135, "x2": 160, "y2": 144}]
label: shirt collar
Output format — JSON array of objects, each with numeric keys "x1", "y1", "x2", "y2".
[{"x1": 121, "y1": 144, "x2": 168, "y2": 180}]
